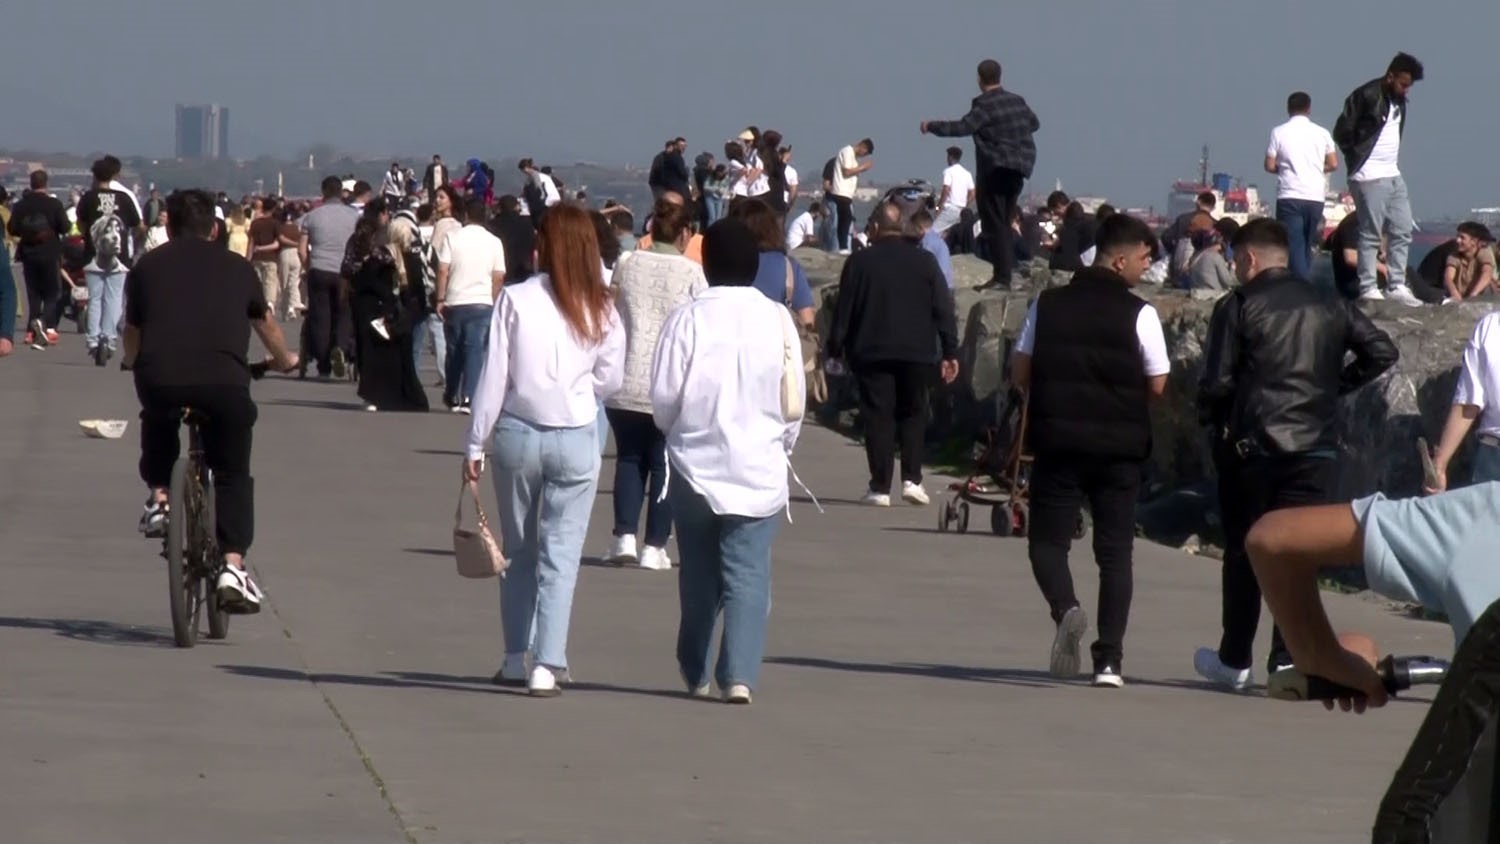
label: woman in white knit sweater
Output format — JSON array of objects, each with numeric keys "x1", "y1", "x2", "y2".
[{"x1": 604, "y1": 200, "x2": 707, "y2": 570}]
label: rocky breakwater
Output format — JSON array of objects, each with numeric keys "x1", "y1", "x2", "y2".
[{"x1": 795, "y1": 247, "x2": 1494, "y2": 545}]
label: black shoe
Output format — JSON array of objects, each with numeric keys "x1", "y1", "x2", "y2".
[
  {"x1": 1092, "y1": 662, "x2": 1125, "y2": 688},
  {"x1": 975, "y1": 280, "x2": 1011, "y2": 292}
]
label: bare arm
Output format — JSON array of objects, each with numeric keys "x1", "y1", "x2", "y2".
[
  {"x1": 1147, "y1": 374, "x2": 1167, "y2": 399},
  {"x1": 1468, "y1": 262, "x2": 1494, "y2": 299},
  {"x1": 251, "y1": 314, "x2": 296, "y2": 370},
  {"x1": 1324, "y1": 150, "x2": 1339, "y2": 173},
  {"x1": 1263, "y1": 154, "x2": 1279, "y2": 175},
  {"x1": 298, "y1": 233, "x2": 310, "y2": 268},
  {"x1": 490, "y1": 271, "x2": 505, "y2": 302},
  {"x1": 1429, "y1": 404, "x2": 1479, "y2": 492},
  {"x1": 435, "y1": 263, "x2": 451, "y2": 314},
  {"x1": 1443, "y1": 264, "x2": 1460, "y2": 299}
]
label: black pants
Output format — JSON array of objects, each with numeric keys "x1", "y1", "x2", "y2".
[
  {"x1": 136, "y1": 382, "x2": 258, "y2": 556},
  {"x1": 977, "y1": 167, "x2": 1027, "y2": 286},
  {"x1": 830, "y1": 194, "x2": 854, "y2": 251},
  {"x1": 1215, "y1": 449, "x2": 1334, "y2": 671},
  {"x1": 304, "y1": 269, "x2": 347, "y2": 376},
  {"x1": 1028, "y1": 452, "x2": 1142, "y2": 667},
  {"x1": 19, "y1": 254, "x2": 66, "y2": 330},
  {"x1": 854, "y1": 361, "x2": 929, "y2": 492}
]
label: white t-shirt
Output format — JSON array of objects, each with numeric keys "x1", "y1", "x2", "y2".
[
  {"x1": 830, "y1": 145, "x2": 859, "y2": 198},
  {"x1": 1267, "y1": 115, "x2": 1337, "y2": 202},
  {"x1": 784, "y1": 164, "x2": 799, "y2": 204},
  {"x1": 785, "y1": 211, "x2": 817, "y2": 251},
  {"x1": 744, "y1": 149, "x2": 770, "y2": 197},
  {"x1": 1015, "y1": 300, "x2": 1170, "y2": 377},
  {"x1": 1352, "y1": 104, "x2": 1402, "y2": 182},
  {"x1": 540, "y1": 174, "x2": 562, "y2": 207},
  {"x1": 941, "y1": 164, "x2": 975, "y2": 214},
  {"x1": 436, "y1": 224, "x2": 507, "y2": 307},
  {"x1": 1454, "y1": 311, "x2": 1500, "y2": 436},
  {"x1": 728, "y1": 161, "x2": 750, "y2": 197}
]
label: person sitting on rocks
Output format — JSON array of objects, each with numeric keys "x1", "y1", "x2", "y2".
[
  {"x1": 1186, "y1": 218, "x2": 1239, "y2": 292},
  {"x1": 1439, "y1": 221, "x2": 1495, "y2": 304}
]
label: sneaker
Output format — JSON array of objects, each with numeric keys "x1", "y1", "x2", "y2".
[
  {"x1": 1193, "y1": 647, "x2": 1251, "y2": 691},
  {"x1": 609, "y1": 534, "x2": 639, "y2": 565},
  {"x1": 861, "y1": 490, "x2": 891, "y2": 507},
  {"x1": 1092, "y1": 664, "x2": 1125, "y2": 688},
  {"x1": 44, "y1": 328, "x2": 59, "y2": 345},
  {"x1": 528, "y1": 665, "x2": 562, "y2": 697},
  {"x1": 639, "y1": 545, "x2": 672, "y2": 571},
  {"x1": 1049, "y1": 606, "x2": 1088, "y2": 678},
  {"x1": 1385, "y1": 285, "x2": 1423, "y2": 307},
  {"x1": 491, "y1": 653, "x2": 528, "y2": 687},
  {"x1": 1442, "y1": 297, "x2": 1457, "y2": 305},
  {"x1": 901, "y1": 481, "x2": 930, "y2": 505},
  {"x1": 724, "y1": 683, "x2": 753, "y2": 705},
  {"x1": 28, "y1": 320, "x2": 46, "y2": 351},
  {"x1": 138, "y1": 498, "x2": 167, "y2": 537},
  {"x1": 363, "y1": 404, "x2": 378, "y2": 413},
  {"x1": 215, "y1": 566, "x2": 264, "y2": 614},
  {"x1": 682, "y1": 671, "x2": 712, "y2": 699},
  {"x1": 836, "y1": 248, "x2": 852, "y2": 256},
  {"x1": 1358, "y1": 289, "x2": 1386, "y2": 302},
  {"x1": 330, "y1": 348, "x2": 348, "y2": 379},
  {"x1": 456, "y1": 401, "x2": 471, "y2": 416}
]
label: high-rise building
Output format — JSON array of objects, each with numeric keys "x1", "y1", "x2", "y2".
[{"x1": 174, "y1": 104, "x2": 230, "y2": 160}]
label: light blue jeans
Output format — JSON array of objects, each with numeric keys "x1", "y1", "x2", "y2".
[
  {"x1": 1472, "y1": 441, "x2": 1500, "y2": 486},
  {"x1": 1349, "y1": 175, "x2": 1413, "y2": 296},
  {"x1": 671, "y1": 479, "x2": 781, "y2": 691},
  {"x1": 490, "y1": 413, "x2": 601, "y2": 671},
  {"x1": 85, "y1": 268, "x2": 127, "y2": 349},
  {"x1": 410, "y1": 312, "x2": 446, "y2": 382}
]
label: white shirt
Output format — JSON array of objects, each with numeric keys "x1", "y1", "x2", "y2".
[
  {"x1": 143, "y1": 225, "x2": 170, "y2": 252},
  {"x1": 785, "y1": 211, "x2": 817, "y2": 251},
  {"x1": 830, "y1": 145, "x2": 859, "y2": 198},
  {"x1": 1267, "y1": 115, "x2": 1336, "y2": 202},
  {"x1": 1015, "y1": 299, "x2": 1171, "y2": 377},
  {"x1": 744, "y1": 149, "x2": 770, "y2": 197},
  {"x1": 941, "y1": 163, "x2": 975, "y2": 214},
  {"x1": 436, "y1": 224, "x2": 506, "y2": 307},
  {"x1": 784, "y1": 164, "x2": 799, "y2": 204},
  {"x1": 540, "y1": 174, "x2": 562, "y2": 207},
  {"x1": 728, "y1": 161, "x2": 750, "y2": 197},
  {"x1": 381, "y1": 170, "x2": 405, "y2": 197},
  {"x1": 1352, "y1": 103, "x2": 1402, "y2": 182},
  {"x1": 1454, "y1": 312, "x2": 1500, "y2": 436},
  {"x1": 466, "y1": 275, "x2": 626, "y2": 459},
  {"x1": 651, "y1": 287, "x2": 803, "y2": 518}
]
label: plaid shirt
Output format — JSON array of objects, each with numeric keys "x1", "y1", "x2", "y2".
[{"x1": 927, "y1": 88, "x2": 1040, "y2": 178}]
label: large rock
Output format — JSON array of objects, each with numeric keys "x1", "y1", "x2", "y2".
[{"x1": 795, "y1": 248, "x2": 1495, "y2": 507}]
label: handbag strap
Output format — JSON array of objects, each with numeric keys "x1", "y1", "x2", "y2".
[
  {"x1": 454, "y1": 478, "x2": 491, "y2": 532},
  {"x1": 783, "y1": 255, "x2": 796, "y2": 307}
]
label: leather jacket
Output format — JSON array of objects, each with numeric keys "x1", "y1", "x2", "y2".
[
  {"x1": 1197, "y1": 269, "x2": 1398, "y2": 457},
  {"x1": 1332, "y1": 77, "x2": 1406, "y2": 178}
]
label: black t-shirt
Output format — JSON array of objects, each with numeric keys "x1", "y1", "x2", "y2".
[
  {"x1": 125, "y1": 238, "x2": 269, "y2": 388},
  {"x1": 77, "y1": 187, "x2": 143, "y2": 266}
]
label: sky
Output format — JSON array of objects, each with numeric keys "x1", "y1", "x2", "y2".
[{"x1": 4, "y1": 0, "x2": 1497, "y2": 216}]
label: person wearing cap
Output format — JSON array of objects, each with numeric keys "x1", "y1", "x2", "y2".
[{"x1": 737, "y1": 129, "x2": 772, "y2": 204}]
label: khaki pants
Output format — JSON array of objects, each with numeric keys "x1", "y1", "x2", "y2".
[
  {"x1": 274, "y1": 250, "x2": 304, "y2": 318},
  {"x1": 253, "y1": 260, "x2": 279, "y2": 314}
]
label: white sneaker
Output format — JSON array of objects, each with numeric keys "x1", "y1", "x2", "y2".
[
  {"x1": 639, "y1": 545, "x2": 672, "y2": 571},
  {"x1": 215, "y1": 566, "x2": 263, "y2": 614},
  {"x1": 724, "y1": 683, "x2": 752, "y2": 705},
  {"x1": 1358, "y1": 289, "x2": 1386, "y2": 302},
  {"x1": 609, "y1": 534, "x2": 639, "y2": 565},
  {"x1": 837, "y1": 248, "x2": 852, "y2": 256},
  {"x1": 1194, "y1": 646, "x2": 1252, "y2": 691},
  {"x1": 1049, "y1": 606, "x2": 1088, "y2": 678},
  {"x1": 1441, "y1": 297, "x2": 1457, "y2": 305},
  {"x1": 861, "y1": 490, "x2": 891, "y2": 507},
  {"x1": 1092, "y1": 665, "x2": 1125, "y2": 688},
  {"x1": 682, "y1": 671, "x2": 712, "y2": 699},
  {"x1": 492, "y1": 653, "x2": 528, "y2": 687},
  {"x1": 138, "y1": 498, "x2": 167, "y2": 537},
  {"x1": 363, "y1": 404, "x2": 378, "y2": 413},
  {"x1": 901, "y1": 482, "x2": 930, "y2": 505},
  {"x1": 528, "y1": 665, "x2": 561, "y2": 697},
  {"x1": 1385, "y1": 285, "x2": 1423, "y2": 307}
]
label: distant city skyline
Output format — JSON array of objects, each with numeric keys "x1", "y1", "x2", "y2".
[{"x1": 174, "y1": 104, "x2": 230, "y2": 161}]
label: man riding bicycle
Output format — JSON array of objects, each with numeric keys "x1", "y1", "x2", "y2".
[{"x1": 122, "y1": 189, "x2": 298, "y2": 612}]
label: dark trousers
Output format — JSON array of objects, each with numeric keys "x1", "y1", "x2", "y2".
[
  {"x1": 830, "y1": 194, "x2": 854, "y2": 251},
  {"x1": 136, "y1": 382, "x2": 258, "y2": 556},
  {"x1": 854, "y1": 361, "x2": 930, "y2": 492},
  {"x1": 1027, "y1": 452, "x2": 1142, "y2": 667},
  {"x1": 977, "y1": 167, "x2": 1027, "y2": 286},
  {"x1": 1214, "y1": 449, "x2": 1334, "y2": 671},
  {"x1": 606, "y1": 407, "x2": 672, "y2": 547},
  {"x1": 304, "y1": 270, "x2": 347, "y2": 376},
  {"x1": 19, "y1": 253, "x2": 66, "y2": 330},
  {"x1": 1275, "y1": 199, "x2": 1325, "y2": 281}
]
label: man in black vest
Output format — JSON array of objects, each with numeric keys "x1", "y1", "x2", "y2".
[
  {"x1": 1011, "y1": 213, "x2": 1167, "y2": 687},
  {"x1": 1193, "y1": 218, "x2": 1397, "y2": 691}
]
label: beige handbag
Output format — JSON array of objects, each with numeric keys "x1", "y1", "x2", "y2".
[
  {"x1": 783, "y1": 256, "x2": 827, "y2": 406},
  {"x1": 453, "y1": 480, "x2": 507, "y2": 578}
]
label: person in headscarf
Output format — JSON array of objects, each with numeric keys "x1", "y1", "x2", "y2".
[
  {"x1": 465, "y1": 159, "x2": 493, "y2": 207},
  {"x1": 340, "y1": 199, "x2": 430, "y2": 412}
]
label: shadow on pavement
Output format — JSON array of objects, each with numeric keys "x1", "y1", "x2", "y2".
[
  {"x1": 791, "y1": 495, "x2": 870, "y2": 507},
  {"x1": 766, "y1": 655, "x2": 1210, "y2": 693},
  {"x1": 0, "y1": 616, "x2": 177, "y2": 648},
  {"x1": 402, "y1": 547, "x2": 453, "y2": 558},
  {"x1": 217, "y1": 665, "x2": 696, "y2": 702},
  {"x1": 262, "y1": 398, "x2": 365, "y2": 413},
  {"x1": 413, "y1": 448, "x2": 465, "y2": 457}
]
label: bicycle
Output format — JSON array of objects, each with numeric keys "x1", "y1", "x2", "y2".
[{"x1": 162, "y1": 360, "x2": 270, "y2": 648}]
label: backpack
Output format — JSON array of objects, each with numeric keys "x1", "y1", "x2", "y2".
[
  {"x1": 821, "y1": 156, "x2": 837, "y2": 186},
  {"x1": 89, "y1": 194, "x2": 127, "y2": 271},
  {"x1": 15, "y1": 208, "x2": 52, "y2": 245}
]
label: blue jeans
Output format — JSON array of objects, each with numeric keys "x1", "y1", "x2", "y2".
[
  {"x1": 605, "y1": 407, "x2": 671, "y2": 547},
  {"x1": 817, "y1": 200, "x2": 839, "y2": 252},
  {"x1": 443, "y1": 304, "x2": 491, "y2": 405},
  {"x1": 1275, "y1": 198, "x2": 1325, "y2": 281},
  {"x1": 704, "y1": 195, "x2": 726, "y2": 225},
  {"x1": 490, "y1": 414, "x2": 601, "y2": 670},
  {"x1": 1472, "y1": 441, "x2": 1500, "y2": 486},
  {"x1": 410, "y1": 312, "x2": 446, "y2": 382},
  {"x1": 85, "y1": 268, "x2": 127, "y2": 349},
  {"x1": 671, "y1": 480, "x2": 780, "y2": 691},
  {"x1": 1349, "y1": 175, "x2": 1414, "y2": 295},
  {"x1": 0, "y1": 250, "x2": 16, "y2": 341}
]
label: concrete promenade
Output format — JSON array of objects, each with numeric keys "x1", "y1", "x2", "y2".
[{"x1": 0, "y1": 338, "x2": 1452, "y2": 843}]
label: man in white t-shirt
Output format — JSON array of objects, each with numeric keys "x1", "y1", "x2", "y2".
[
  {"x1": 435, "y1": 197, "x2": 506, "y2": 412},
  {"x1": 934, "y1": 146, "x2": 975, "y2": 236},
  {"x1": 828, "y1": 138, "x2": 874, "y2": 254},
  {"x1": 1265, "y1": 91, "x2": 1338, "y2": 280},
  {"x1": 1332, "y1": 52, "x2": 1424, "y2": 307},
  {"x1": 785, "y1": 201, "x2": 825, "y2": 251},
  {"x1": 783, "y1": 149, "x2": 799, "y2": 207}
]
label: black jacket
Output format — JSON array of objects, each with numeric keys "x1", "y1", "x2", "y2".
[
  {"x1": 1332, "y1": 77, "x2": 1406, "y2": 178},
  {"x1": 826, "y1": 236, "x2": 958, "y2": 366},
  {"x1": 1197, "y1": 268, "x2": 1398, "y2": 457},
  {"x1": 422, "y1": 162, "x2": 448, "y2": 198},
  {"x1": 7, "y1": 191, "x2": 70, "y2": 260},
  {"x1": 485, "y1": 212, "x2": 536, "y2": 281}
]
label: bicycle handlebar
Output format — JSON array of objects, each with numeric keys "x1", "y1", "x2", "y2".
[{"x1": 1266, "y1": 655, "x2": 1449, "y2": 702}]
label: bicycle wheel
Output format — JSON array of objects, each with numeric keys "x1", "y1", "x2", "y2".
[
  {"x1": 204, "y1": 472, "x2": 230, "y2": 640},
  {"x1": 165, "y1": 456, "x2": 200, "y2": 648}
]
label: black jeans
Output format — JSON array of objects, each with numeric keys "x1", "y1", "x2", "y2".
[
  {"x1": 977, "y1": 167, "x2": 1027, "y2": 286},
  {"x1": 136, "y1": 382, "x2": 258, "y2": 556},
  {"x1": 304, "y1": 269, "x2": 347, "y2": 376},
  {"x1": 1214, "y1": 449, "x2": 1334, "y2": 671},
  {"x1": 19, "y1": 253, "x2": 66, "y2": 330},
  {"x1": 606, "y1": 407, "x2": 672, "y2": 547},
  {"x1": 1027, "y1": 452, "x2": 1142, "y2": 667},
  {"x1": 854, "y1": 361, "x2": 930, "y2": 492},
  {"x1": 830, "y1": 194, "x2": 855, "y2": 251}
]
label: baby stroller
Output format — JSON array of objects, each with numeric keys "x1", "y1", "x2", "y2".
[
  {"x1": 60, "y1": 235, "x2": 88, "y2": 334},
  {"x1": 876, "y1": 180, "x2": 935, "y2": 225}
]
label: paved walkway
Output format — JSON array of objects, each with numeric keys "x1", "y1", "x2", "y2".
[{"x1": 0, "y1": 337, "x2": 1453, "y2": 844}]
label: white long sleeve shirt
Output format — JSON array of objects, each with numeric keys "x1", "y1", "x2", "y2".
[
  {"x1": 466, "y1": 274, "x2": 626, "y2": 459},
  {"x1": 651, "y1": 287, "x2": 803, "y2": 518}
]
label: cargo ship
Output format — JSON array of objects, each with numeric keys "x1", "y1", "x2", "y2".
[{"x1": 1167, "y1": 145, "x2": 1267, "y2": 225}]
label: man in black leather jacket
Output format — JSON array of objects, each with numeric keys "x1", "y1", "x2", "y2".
[{"x1": 1192, "y1": 218, "x2": 1398, "y2": 690}]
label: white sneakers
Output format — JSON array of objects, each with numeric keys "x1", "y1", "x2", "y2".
[
  {"x1": 528, "y1": 665, "x2": 561, "y2": 697},
  {"x1": 1361, "y1": 286, "x2": 1423, "y2": 307},
  {"x1": 215, "y1": 566, "x2": 263, "y2": 614},
  {"x1": 1194, "y1": 647, "x2": 1253, "y2": 691},
  {"x1": 1092, "y1": 666, "x2": 1125, "y2": 689},
  {"x1": 861, "y1": 491, "x2": 891, "y2": 507},
  {"x1": 610, "y1": 535, "x2": 671, "y2": 570},
  {"x1": 862, "y1": 483, "x2": 929, "y2": 507},
  {"x1": 724, "y1": 684, "x2": 752, "y2": 705},
  {"x1": 639, "y1": 546, "x2": 672, "y2": 571},
  {"x1": 609, "y1": 534, "x2": 639, "y2": 565},
  {"x1": 138, "y1": 498, "x2": 167, "y2": 538},
  {"x1": 1049, "y1": 606, "x2": 1088, "y2": 678}
]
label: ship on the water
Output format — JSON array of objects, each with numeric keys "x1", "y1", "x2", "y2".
[{"x1": 1169, "y1": 145, "x2": 1352, "y2": 234}]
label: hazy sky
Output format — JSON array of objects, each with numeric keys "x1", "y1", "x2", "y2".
[{"x1": 4, "y1": 0, "x2": 1496, "y2": 215}]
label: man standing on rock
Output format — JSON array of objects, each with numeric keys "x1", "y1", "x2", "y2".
[
  {"x1": 1265, "y1": 91, "x2": 1338, "y2": 280},
  {"x1": 1333, "y1": 52, "x2": 1425, "y2": 306},
  {"x1": 921, "y1": 58, "x2": 1040, "y2": 291},
  {"x1": 1011, "y1": 213, "x2": 1167, "y2": 687},
  {"x1": 1193, "y1": 218, "x2": 1397, "y2": 691}
]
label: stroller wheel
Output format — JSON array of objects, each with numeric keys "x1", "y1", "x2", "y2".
[
  {"x1": 955, "y1": 501, "x2": 970, "y2": 534},
  {"x1": 990, "y1": 504, "x2": 1007, "y2": 536},
  {"x1": 938, "y1": 500, "x2": 953, "y2": 533},
  {"x1": 1011, "y1": 502, "x2": 1029, "y2": 538}
]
